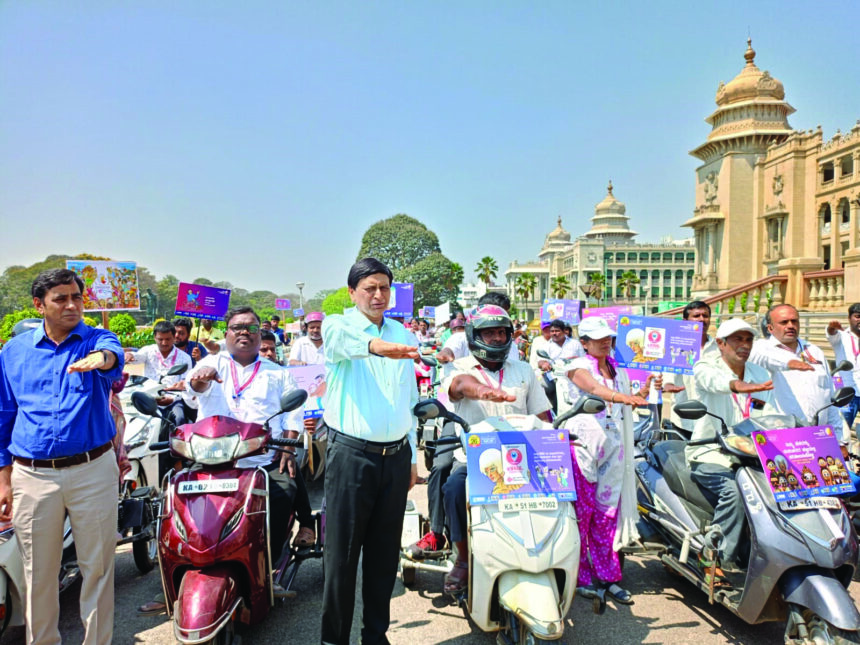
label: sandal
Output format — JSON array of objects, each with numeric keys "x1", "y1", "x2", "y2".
[
  {"x1": 443, "y1": 561, "x2": 469, "y2": 594},
  {"x1": 576, "y1": 584, "x2": 599, "y2": 599},
  {"x1": 137, "y1": 593, "x2": 166, "y2": 616},
  {"x1": 604, "y1": 583, "x2": 634, "y2": 605},
  {"x1": 293, "y1": 526, "x2": 316, "y2": 548}
]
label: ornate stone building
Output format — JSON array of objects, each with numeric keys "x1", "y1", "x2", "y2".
[
  {"x1": 686, "y1": 39, "x2": 860, "y2": 309},
  {"x1": 505, "y1": 183, "x2": 695, "y2": 320}
]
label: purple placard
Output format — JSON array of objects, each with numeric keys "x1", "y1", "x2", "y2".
[
  {"x1": 174, "y1": 282, "x2": 231, "y2": 320},
  {"x1": 614, "y1": 315, "x2": 703, "y2": 375},
  {"x1": 384, "y1": 282, "x2": 414, "y2": 318},
  {"x1": 540, "y1": 299, "x2": 582, "y2": 325},
  {"x1": 286, "y1": 364, "x2": 326, "y2": 419},
  {"x1": 465, "y1": 429, "x2": 576, "y2": 505},
  {"x1": 751, "y1": 425, "x2": 855, "y2": 501},
  {"x1": 582, "y1": 306, "x2": 636, "y2": 331},
  {"x1": 275, "y1": 298, "x2": 291, "y2": 310}
]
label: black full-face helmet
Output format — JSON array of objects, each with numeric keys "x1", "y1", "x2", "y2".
[{"x1": 465, "y1": 305, "x2": 513, "y2": 363}]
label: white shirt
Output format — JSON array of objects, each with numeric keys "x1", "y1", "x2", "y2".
[
  {"x1": 827, "y1": 327, "x2": 860, "y2": 392},
  {"x1": 530, "y1": 336, "x2": 584, "y2": 379},
  {"x1": 289, "y1": 336, "x2": 325, "y2": 365},
  {"x1": 186, "y1": 353, "x2": 303, "y2": 469},
  {"x1": 687, "y1": 351, "x2": 777, "y2": 468},
  {"x1": 441, "y1": 355, "x2": 551, "y2": 461},
  {"x1": 750, "y1": 336, "x2": 845, "y2": 439},
  {"x1": 442, "y1": 332, "x2": 519, "y2": 362},
  {"x1": 667, "y1": 336, "x2": 712, "y2": 432},
  {"x1": 128, "y1": 345, "x2": 193, "y2": 385}
]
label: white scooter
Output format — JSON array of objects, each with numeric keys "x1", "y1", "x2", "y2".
[{"x1": 413, "y1": 396, "x2": 605, "y2": 644}]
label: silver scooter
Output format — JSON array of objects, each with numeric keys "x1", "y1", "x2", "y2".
[{"x1": 633, "y1": 389, "x2": 860, "y2": 644}]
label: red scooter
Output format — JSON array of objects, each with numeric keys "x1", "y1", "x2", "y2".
[{"x1": 132, "y1": 389, "x2": 321, "y2": 644}]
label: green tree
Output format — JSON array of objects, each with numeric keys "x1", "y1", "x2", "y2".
[
  {"x1": 582, "y1": 272, "x2": 606, "y2": 304},
  {"x1": 357, "y1": 214, "x2": 441, "y2": 271},
  {"x1": 475, "y1": 256, "x2": 499, "y2": 287},
  {"x1": 617, "y1": 270, "x2": 641, "y2": 298},
  {"x1": 321, "y1": 287, "x2": 353, "y2": 315},
  {"x1": 0, "y1": 308, "x2": 42, "y2": 342},
  {"x1": 514, "y1": 273, "x2": 538, "y2": 312},
  {"x1": 109, "y1": 312, "x2": 137, "y2": 336},
  {"x1": 398, "y1": 253, "x2": 464, "y2": 311},
  {"x1": 550, "y1": 276, "x2": 571, "y2": 299}
]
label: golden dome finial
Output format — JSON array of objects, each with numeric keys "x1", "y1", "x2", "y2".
[
  {"x1": 557, "y1": 214, "x2": 562, "y2": 227},
  {"x1": 607, "y1": 180, "x2": 614, "y2": 196},
  {"x1": 744, "y1": 38, "x2": 756, "y2": 66}
]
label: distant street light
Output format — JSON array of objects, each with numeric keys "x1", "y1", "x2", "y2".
[{"x1": 296, "y1": 281, "x2": 305, "y2": 311}]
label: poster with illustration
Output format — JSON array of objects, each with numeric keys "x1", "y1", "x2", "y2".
[
  {"x1": 465, "y1": 429, "x2": 576, "y2": 505},
  {"x1": 384, "y1": 282, "x2": 414, "y2": 318},
  {"x1": 66, "y1": 260, "x2": 140, "y2": 311},
  {"x1": 581, "y1": 305, "x2": 638, "y2": 331},
  {"x1": 275, "y1": 298, "x2": 291, "y2": 310},
  {"x1": 287, "y1": 364, "x2": 327, "y2": 419},
  {"x1": 174, "y1": 282, "x2": 231, "y2": 320},
  {"x1": 418, "y1": 306, "x2": 435, "y2": 320},
  {"x1": 540, "y1": 299, "x2": 583, "y2": 325},
  {"x1": 751, "y1": 425, "x2": 855, "y2": 501},
  {"x1": 614, "y1": 315, "x2": 703, "y2": 375}
]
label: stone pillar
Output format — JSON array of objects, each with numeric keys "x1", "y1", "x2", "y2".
[
  {"x1": 851, "y1": 198, "x2": 859, "y2": 250},
  {"x1": 832, "y1": 199, "x2": 842, "y2": 267}
]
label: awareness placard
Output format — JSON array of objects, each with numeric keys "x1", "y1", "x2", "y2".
[
  {"x1": 465, "y1": 429, "x2": 576, "y2": 505},
  {"x1": 418, "y1": 306, "x2": 435, "y2": 320},
  {"x1": 541, "y1": 299, "x2": 583, "y2": 325},
  {"x1": 384, "y1": 282, "x2": 414, "y2": 318},
  {"x1": 275, "y1": 298, "x2": 291, "y2": 310},
  {"x1": 752, "y1": 425, "x2": 855, "y2": 501},
  {"x1": 287, "y1": 364, "x2": 326, "y2": 419},
  {"x1": 581, "y1": 305, "x2": 638, "y2": 331},
  {"x1": 614, "y1": 315, "x2": 703, "y2": 375},
  {"x1": 66, "y1": 260, "x2": 140, "y2": 311},
  {"x1": 174, "y1": 282, "x2": 231, "y2": 320}
]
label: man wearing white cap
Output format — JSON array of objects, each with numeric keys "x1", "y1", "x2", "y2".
[
  {"x1": 686, "y1": 318, "x2": 775, "y2": 573},
  {"x1": 289, "y1": 312, "x2": 326, "y2": 366}
]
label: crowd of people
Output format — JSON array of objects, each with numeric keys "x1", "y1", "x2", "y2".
[{"x1": 0, "y1": 262, "x2": 859, "y2": 644}]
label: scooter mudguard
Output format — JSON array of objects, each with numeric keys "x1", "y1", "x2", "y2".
[
  {"x1": 781, "y1": 566, "x2": 860, "y2": 631},
  {"x1": 123, "y1": 459, "x2": 139, "y2": 484},
  {"x1": 498, "y1": 570, "x2": 564, "y2": 640},
  {"x1": 174, "y1": 566, "x2": 241, "y2": 643}
]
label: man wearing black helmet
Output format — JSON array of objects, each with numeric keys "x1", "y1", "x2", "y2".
[{"x1": 439, "y1": 305, "x2": 551, "y2": 594}]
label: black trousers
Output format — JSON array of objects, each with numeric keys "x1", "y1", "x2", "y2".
[
  {"x1": 263, "y1": 461, "x2": 298, "y2": 553},
  {"x1": 427, "y1": 422, "x2": 456, "y2": 535},
  {"x1": 320, "y1": 436, "x2": 411, "y2": 645}
]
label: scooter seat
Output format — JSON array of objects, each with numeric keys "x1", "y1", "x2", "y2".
[{"x1": 652, "y1": 441, "x2": 714, "y2": 514}]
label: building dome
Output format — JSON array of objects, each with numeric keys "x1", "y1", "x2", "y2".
[
  {"x1": 584, "y1": 181, "x2": 637, "y2": 243},
  {"x1": 716, "y1": 39, "x2": 785, "y2": 106},
  {"x1": 594, "y1": 180, "x2": 627, "y2": 215},
  {"x1": 538, "y1": 215, "x2": 573, "y2": 261},
  {"x1": 545, "y1": 215, "x2": 571, "y2": 243}
]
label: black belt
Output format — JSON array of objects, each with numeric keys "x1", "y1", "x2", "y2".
[
  {"x1": 329, "y1": 429, "x2": 408, "y2": 456},
  {"x1": 14, "y1": 441, "x2": 113, "y2": 469}
]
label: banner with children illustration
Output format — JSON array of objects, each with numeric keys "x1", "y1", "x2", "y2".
[
  {"x1": 613, "y1": 315, "x2": 703, "y2": 375},
  {"x1": 174, "y1": 282, "x2": 232, "y2": 320},
  {"x1": 581, "y1": 305, "x2": 638, "y2": 331},
  {"x1": 540, "y1": 299, "x2": 583, "y2": 325},
  {"x1": 66, "y1": 260, "x2": 140, "y2": 311},
  {"x1": 286, "y1": 364, "x2": 327, "y2": 419},
  {"x1": 384, "y1": 282, "x2": 414, "y2": 318},
  {"x1": 751, "y1": 425, "x2": 855, "y2": 501},
  {"x1": 465, "y1": 429, "x2": 576, "y2": 506}
]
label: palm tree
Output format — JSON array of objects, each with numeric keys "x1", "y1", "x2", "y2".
[
  {"x1": 550, "y1": 276, "x2": 571, "y2": 299},
  {"x1": 514, "y1": 273, "x2": 537, "y2": 316},
  {"x1": 617, "y1": 270, "x2": 641, "y2": 299},
  {"x1": 581, "y1": 272, "x2": 605, "y2": 304},
  {"x1": 475, "y1": 256, "x2": 498, "y2": 287}
]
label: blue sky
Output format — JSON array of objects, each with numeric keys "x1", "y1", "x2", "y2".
[{"x1": 1, "y1": 1, "x2": 858, "y2": 298}]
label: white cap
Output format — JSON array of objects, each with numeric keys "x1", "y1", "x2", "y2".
[
  {"x1": 578, "y1": 316, "x2": 616, "y2": 340},
  {"x1": 715, "y1": 318, "x2": 755, "y2": 339}
]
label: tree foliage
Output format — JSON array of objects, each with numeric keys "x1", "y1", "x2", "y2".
[
  {"x1": 550, "y1": 276, "x2": 571, "y2": 299},
  {"x1": 475, "y1": 256, "x2": 498, "y2": 287},
  {"x1": 398, "y1": 253, "x2": 464, "y2": 311},
  {"x1": 357, "y1": 214, "x2": 441, "y2": 272},
  {"x1": 514, "y1": 273, "x2": 537, "y2": 307},
  {"x1": 321, "y1": 287, "x2": 353, "y2": 315},
  {"x1": 109, "y1": 313, "x2": 138, "y2": 336},
  {"x1": 0, "y1": 308, "x2": 42, "y2": 342},
  {"x1": 618, "y1": 270, "x2": 640, "y2": 298}
]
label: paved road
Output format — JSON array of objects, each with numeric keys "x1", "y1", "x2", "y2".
[{"x1": 3, "y1": 462, "x2": 859, "y2": 645}]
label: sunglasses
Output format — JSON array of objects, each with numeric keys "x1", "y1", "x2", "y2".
[{"x1": 228, "y1": 324, "x2": 261, "y2": 334}]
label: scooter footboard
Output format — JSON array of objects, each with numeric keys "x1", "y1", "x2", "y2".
[
  {"x1": 780, "y1": 566, "x2": 860, "y2": 632},
  {"x1": 174, "y1": 566, "x2": 241, "y2": 644},
  {"x1": 498, "y1": 570, "x2": 564, "y2": 640}
]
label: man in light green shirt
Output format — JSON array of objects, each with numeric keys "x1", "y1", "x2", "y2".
[{"x1": 320, "y1": 258, "x2": 419, "y2": 645}]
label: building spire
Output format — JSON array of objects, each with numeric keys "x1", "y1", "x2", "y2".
[
  {"x1": 607, "y1": 180, "x2": 614, "y2": 196},
  {"x1": 557, "y1": 214, "x2": 562, "y2": 227},
  {"x1": 744, "y1": 37, "x2": 756, "y2": 66}
]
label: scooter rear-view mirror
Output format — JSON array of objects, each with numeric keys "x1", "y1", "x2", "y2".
[
  {"x1": 167, "y1": 363, "x2": 189, "y2": 377},
  {"x1": 552, "y1": 395, "x2": 605, "y2": 429},
  {"x1": 131, "y1": 391, "x2": 160, "y2": 417},
  {"x1": 831, "y1": 386, "x2": 855, "y2": 409},
  {"x1": 536, "y1": 349, "x2": 550, "y2": 359},
  {"x1": 833, "y1": 360, "x2": 854, "y2": 374},
  {"x1": 420, "y1": 355, "x2": 438, "y2": 367},
  {"x1": 280, "y1": 390, "x2": 309, "y2": 413},
  {"x1": 413, "y1": 399, "x2": 447, "y2": 421},
  {"x1": 674, "y1": 400, "x2": 708, "y2": 421}
]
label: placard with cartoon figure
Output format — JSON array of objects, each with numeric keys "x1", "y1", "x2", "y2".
[
  {"x1": 384, "y1": 282, "x2": 414, "y2": 318},
  {"x1": 540, "y1": 299, "x2": 583, "y2": 325},
  {"x1": 614, "y1": 315, "x2": 703, "y2": 375},
  {"x1": 751, "y1": 425, "x2": 855, "y2": 501},
  {"x1": 286, "y1": 364, "x2": 327, "y2": 419},
  {"x1": 66, "y1": 260, "x2": 140, "y2": 311},
  {"x1": 581, "y1": 305, "x2": 638, "y2": 331},
  {"x1": 465, "y1": 429, "x2": 576, "y2": 505},
  {"x1": 174, "y1": 282, "x2": 231, "y2": 320}
]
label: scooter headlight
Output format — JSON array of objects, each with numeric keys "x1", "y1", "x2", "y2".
[
  {"x1": 220, "y1": 508, "x2": 244, "y2": 542},
  {"x1": 188, "y1": 434, "x2": 241, "y2": 465},
  {"x1": 172, "y1": 510, "x2": 188, "y2": 542},
  {"x1": 235, "y1": 436, "x2": 265, "y2": 460},
  {"x1": 170, "y1": 437, "x2": 193, "y2": 460},
  {"x1": 724, "y1": 434, "x2": 757, "y2": 457}
]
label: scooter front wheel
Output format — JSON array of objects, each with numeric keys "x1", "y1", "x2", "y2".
[
  {"x1": 200, "y1": 617, "x2": 235, "y2": 645},
  {"x1": 803, "y1": 610, "x2": 860, "y2": 645}
]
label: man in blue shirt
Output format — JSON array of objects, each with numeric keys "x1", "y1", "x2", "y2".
[
  {"x1": 320, "y1": 258, "x2": 419, "y2": 645},
  {"x1": 0, "y1": 268, "x2": 124, "y2": 645},
  {"x1": 172, "y1": 317, "x2": 208, "y2": 366}
]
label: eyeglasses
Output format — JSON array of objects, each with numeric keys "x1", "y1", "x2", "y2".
[{"x1": 228, "y1": 324, "x2": 261, "y2": 334}]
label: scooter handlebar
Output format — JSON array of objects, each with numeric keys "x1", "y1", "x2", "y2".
[
  {"x1": 686, "y1": 436, "x2": 717, "y2": 447},
  {"x1": 149, "y1": 441, "x2": 170, "y2": 451},
  {"x1": 269, "y1": 437, "x2": 302, "y2": 448}
]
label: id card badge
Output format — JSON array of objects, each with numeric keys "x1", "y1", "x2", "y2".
[{"x1": 501, "y1": 443, "x2": 530, "y2": 486}]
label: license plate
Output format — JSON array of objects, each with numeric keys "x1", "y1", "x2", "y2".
[
  {"x1": 499, "y1": 497, "x2": 558, "y2": 512},
  {"x1": 778, "y1": 497, "x2": 842, "y2": 512},
  {"x1": 177, "y1": 479, "x2": 240, "y2": 495}
]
